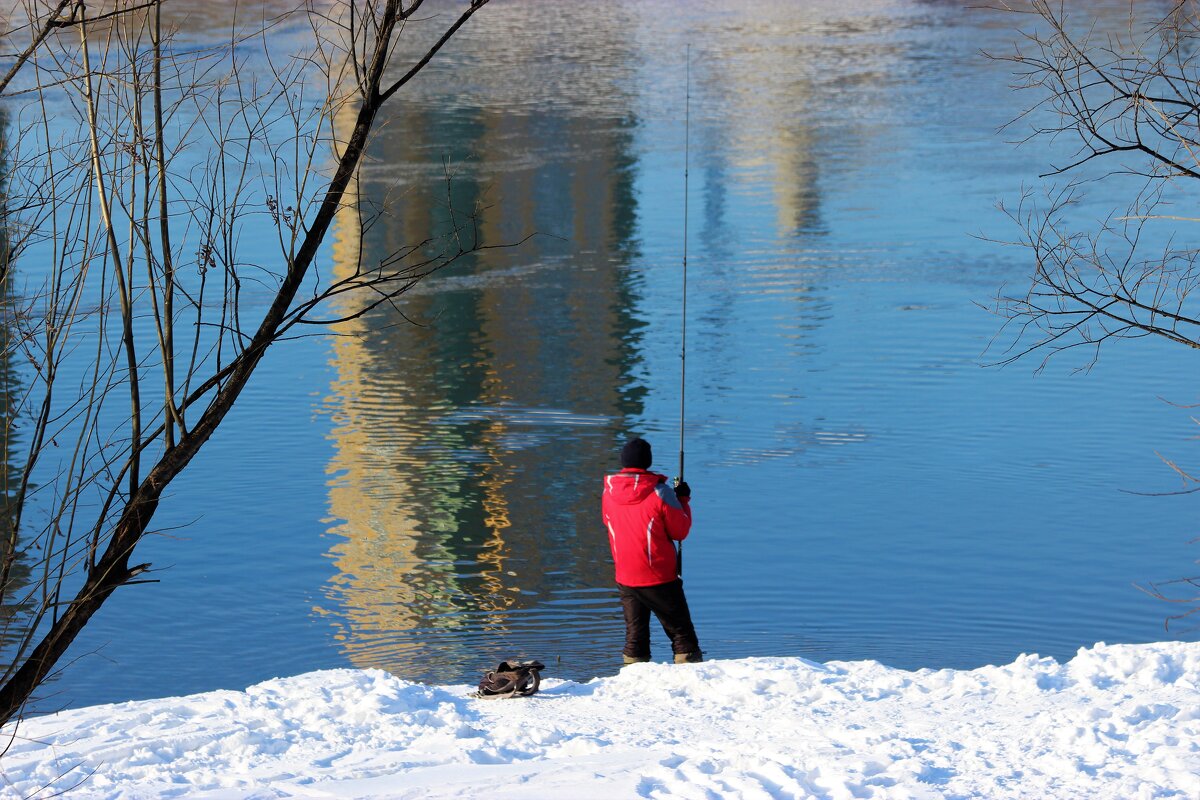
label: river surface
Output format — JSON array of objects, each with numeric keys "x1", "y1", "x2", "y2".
[{"x1": 21, "y1": 0, "x2": 1199, "y2": 710}]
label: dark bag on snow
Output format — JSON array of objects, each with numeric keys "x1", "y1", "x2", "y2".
[{"x1": 473, "y1": 659, "x2": 545, "y2": 699}]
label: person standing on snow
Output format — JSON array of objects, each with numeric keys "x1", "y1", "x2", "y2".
[{"x1": 601, "y1": 437, "x2": 703, "y2": 665}]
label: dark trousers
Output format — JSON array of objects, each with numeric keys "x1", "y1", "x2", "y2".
[{"x1": 618, "y1": 579, "x2": 700, "y2": 658}]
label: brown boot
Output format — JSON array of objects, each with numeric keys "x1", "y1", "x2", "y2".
[
  {"x1": 622, "y1": 654, "x2": 650, "y2": 666},
  {"x1": 673, "y1": 651, "x2": 703, "y2": 664}
]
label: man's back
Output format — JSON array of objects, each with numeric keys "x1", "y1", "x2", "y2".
[{"x1": 602, "y1": 466, "x2": 691, "y2": 587}]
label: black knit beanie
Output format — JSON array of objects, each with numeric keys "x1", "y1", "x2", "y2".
[{"x1": 620, "y1": 438, "x2": 652, "y2": 469}]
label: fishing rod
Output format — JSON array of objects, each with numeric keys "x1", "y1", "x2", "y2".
[
  {"x1": 676, "y1": 46, "x2": 690, "y2": 578},
  {"x1": 678, "y1": 45, "x2": 690, "y2": 487}
]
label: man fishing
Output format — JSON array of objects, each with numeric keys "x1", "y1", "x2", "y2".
[{"x1": 601, "y1": 437, "x2": 703, "y2": 665}]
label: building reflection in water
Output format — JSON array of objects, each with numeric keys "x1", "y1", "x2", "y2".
[{"x1": 317, "y1": 3, "x2": 648, "y2": 681}]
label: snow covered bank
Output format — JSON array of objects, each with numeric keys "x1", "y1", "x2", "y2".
[{"x1": 3, "y1": 643, "x2": 1198, "y2": 799}]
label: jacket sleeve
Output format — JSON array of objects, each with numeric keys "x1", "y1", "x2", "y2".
[{"x1": 653, "y1": 481, "x2": 692, "y2": 542}]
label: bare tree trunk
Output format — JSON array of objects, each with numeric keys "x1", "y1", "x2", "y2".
[{"x1": 0, "y1": 0, "x2": 494, "y2": 727}]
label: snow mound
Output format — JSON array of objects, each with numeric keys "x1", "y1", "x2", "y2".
[{"x1": 3, "y1": 642, "x2": 1198, "y2": 799}]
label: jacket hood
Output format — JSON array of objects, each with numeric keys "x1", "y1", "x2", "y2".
[{"x1": 603, "y1": 468, "x2": 665, "y2": 505}]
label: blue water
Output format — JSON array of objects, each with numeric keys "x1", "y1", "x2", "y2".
[{"x1": 20, "y1": 0, "x2": 1197, "y2": 711}]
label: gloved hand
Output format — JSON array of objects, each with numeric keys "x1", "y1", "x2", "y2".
[{"x1": 674, "y1": 480, "x2": 691, "y2": 499}]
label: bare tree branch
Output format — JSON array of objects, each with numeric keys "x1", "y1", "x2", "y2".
[
  {"x1": 0, "y1": 0, "x2": 496, "y2": 728},
  {"x1": 987, "y1": 0, "x2": 1200, "y2": 624}
]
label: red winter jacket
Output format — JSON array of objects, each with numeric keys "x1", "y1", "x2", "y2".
[{"x1": 601, "y1": 468, "x2": 692, "y2": 587}]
